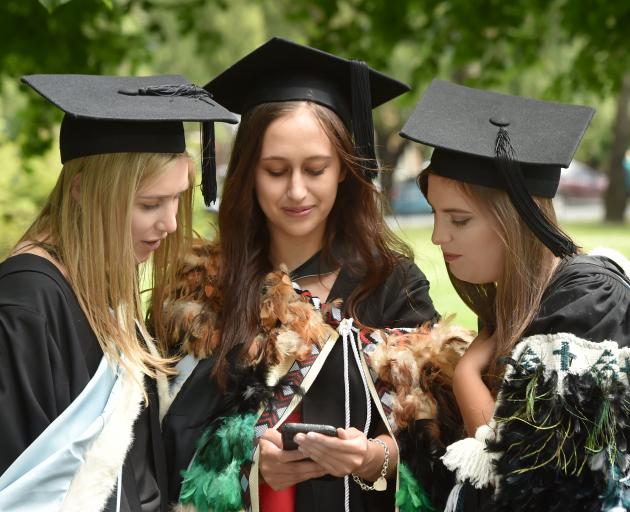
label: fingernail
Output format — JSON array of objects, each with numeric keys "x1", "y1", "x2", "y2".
[{"x1": 294, "y1": 433, "x2": 305, "y2": 443}]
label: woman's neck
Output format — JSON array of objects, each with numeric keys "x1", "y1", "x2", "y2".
[{"x1": 268, "y1": 233, "x2": 325, "y2": 272}]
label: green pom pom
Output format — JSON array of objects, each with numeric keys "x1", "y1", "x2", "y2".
[
  {"x1": 395, "y1": 462, "x2": 436, "y2": 512},
  {"x1": 179, "y1": 412, "x2": 258, "y2": 511}
]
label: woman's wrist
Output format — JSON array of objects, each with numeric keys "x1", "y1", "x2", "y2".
[{"x1": 355, "y1": 436, "x2": 395, "y2": 482}]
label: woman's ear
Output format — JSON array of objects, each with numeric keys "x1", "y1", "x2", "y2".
[
  {"x1": 70, "y1": 173, "x2": 82, "y2": 202},
  {"x1": 339, "y1": 166, "x2": 347, "y2": 183}
]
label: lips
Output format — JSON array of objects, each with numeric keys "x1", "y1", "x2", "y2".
[
  {"x1": 442, "y1": 252, "x2": 461, "y2": 263},
  {"x1": 282, "y1": 206, "x2": 313, "y2": 217},
  {"x1": 143, "y1": 239, "x2": 162, "y2": 251}
]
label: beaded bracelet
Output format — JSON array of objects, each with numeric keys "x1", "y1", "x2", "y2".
[{"x1": 351, "y1": 438, "x2": 389, "y2": 491}]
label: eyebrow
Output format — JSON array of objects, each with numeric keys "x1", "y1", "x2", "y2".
[
  {"x1": 138, "y1": 186, "x2": 189, "y2": 200},
  {"x1": 441, "y1": 208, "x2": 473, "y2": 214},
  {"x1": 260, "y1": 155, "x2": 332, "y2": 162}
]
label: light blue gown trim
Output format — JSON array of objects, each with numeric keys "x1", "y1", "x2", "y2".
[{"x1": 0, "y1": 356, "x2": 122, "y2": 511}]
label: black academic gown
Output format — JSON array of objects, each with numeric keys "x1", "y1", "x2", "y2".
[
  {"x1": 0, "y1": 254, "x2": 167, "y2": 512},
  {"x1": 162, "y1": 255, "x2": 438, "y2": 510},
  {"x1": 295, "y1": 257, "x2": 438, "y2": 512},
  {"x1": 459, "y1": 253, "x2": 630, "y2": 511}
]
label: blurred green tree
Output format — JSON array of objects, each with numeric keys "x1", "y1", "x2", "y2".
[
  {"x1": 272, "y1": 0, "x2": 630, "y2": 220},
  {"x1": 1, "y1": 0, "x2": 628, "y2": 223}
]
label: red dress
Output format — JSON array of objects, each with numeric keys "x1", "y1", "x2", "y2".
[{"x1": 259, "y1": 408, "x2": 302, "y2": 512}]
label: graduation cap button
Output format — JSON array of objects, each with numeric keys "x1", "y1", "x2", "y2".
[{"x1": 489, "y1": 116, "x2": 510, "y2": 127}]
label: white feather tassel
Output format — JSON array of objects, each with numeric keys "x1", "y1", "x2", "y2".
[{"x1": 441, "y1": 424, "x2": 497, "y2": 489}]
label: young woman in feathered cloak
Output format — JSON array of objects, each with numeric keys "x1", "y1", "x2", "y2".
[
  {"x1": 150, "y1": 38, "x2": 471, "y2": 512},
  {"x1": 401, "y1": 79, "x2": 630, "y2": 511}
]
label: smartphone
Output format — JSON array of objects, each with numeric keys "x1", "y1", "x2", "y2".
[{"x1": 279, "y1": 422, "x2": 338, "y2": 450}]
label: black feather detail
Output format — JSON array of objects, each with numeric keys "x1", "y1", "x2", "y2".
[
  {"x1": 192, "y1": 348, "x2": 304, "y2": 454},
  {"x1": 396, "y1": 373, "x2": 465, "y2": 510},
  {"x1": 481, "y1": 359, "x2": 630, "y2": 512},
  {"x1": 397, "y1": 419, "x2": 456, "y2": 510}
]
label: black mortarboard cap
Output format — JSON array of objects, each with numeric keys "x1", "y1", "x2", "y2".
[
  {"x1": 21, "y1": 74, "x2": 239, "y2": 205},
  {"x1": 204, "y1": 37, "x2": 410, "y2": 180},
  {"x1": 400, "y1": 80, "x2": 595, "y2": 257}
]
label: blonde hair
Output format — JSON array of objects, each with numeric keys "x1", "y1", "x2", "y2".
[
  {"x1": 19, "y1": 152, "x2": 194, "y2": 380},
  {"x1": 419, "y1": 169, "x2": 574, "y2": 390}
]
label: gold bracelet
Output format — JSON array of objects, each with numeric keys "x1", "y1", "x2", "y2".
[{"x1": 351, "y1": 438, "x2": 389, "y2": 491}]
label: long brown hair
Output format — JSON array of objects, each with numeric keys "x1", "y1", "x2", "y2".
[
  {"x1": 419, "y1": 168, "x2": 573, "y2": 390},
  {"x1": 214, "y1": 100, "x2": 412, "y2": 382},
  {"x1": 19, "y1": 152, "x2": 194, "y2": 383}
]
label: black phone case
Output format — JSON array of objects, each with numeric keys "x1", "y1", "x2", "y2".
[{"x1": 279, "y1": 422, "x2": 338, "y2": 450}]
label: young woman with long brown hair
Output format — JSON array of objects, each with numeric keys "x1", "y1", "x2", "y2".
[
  {"x1": 0, "y1": 74, "x2": 236, "y2": 511},
  {"x1": 402, "y1": 80, "x2": 630, "y2": 511},
  {"x1": 154, "y1": 38, "x2": 443, "y2": 512}
]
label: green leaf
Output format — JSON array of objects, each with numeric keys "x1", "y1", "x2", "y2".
[{"x1": 37, "y1": 0, "x2": 74, "y2": 13}]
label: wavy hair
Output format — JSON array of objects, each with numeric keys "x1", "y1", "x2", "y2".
[{"x1": 213, "y1": 100, "x2": 412, "y2": 383}]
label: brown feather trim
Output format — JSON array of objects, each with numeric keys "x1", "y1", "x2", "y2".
[
  {"x1": 368, "y1": 317, "x2": 472, "y2": 431},
  {"x1": 160, "y1": 241, "x2": 469, "y2": 441},
  {"x1": 160, "y1": 241, "x2": 335, "y2": 363}
]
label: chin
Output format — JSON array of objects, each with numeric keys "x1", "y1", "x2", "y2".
[
  {"x1": 134, "y1": 252, "x2": 150, "y2": 264},
  {"x1": 450, "y1": 268, "x2": 485, "y2": 285}
]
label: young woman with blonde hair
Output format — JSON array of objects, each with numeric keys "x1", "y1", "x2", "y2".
[
  {"x1": 402, "y1": 80, "x2": 630, "y2": 511},
  {"x1": 0, "y1": 74, "x2": 236, "y2": 512}
]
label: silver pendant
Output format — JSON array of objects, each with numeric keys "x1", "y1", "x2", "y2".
[{"x1": 373, "y1": 476, "x2": 387, "y2": 491}]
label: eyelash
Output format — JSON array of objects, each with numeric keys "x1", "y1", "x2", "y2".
[
  {"x1": 140, "y1": 194, "x2": 181, "y2": 211},
  {"x1": 451, "y1": 218, "x2": 471, "y2": 227},
  {"x1": 265, "y1": 168, "x2": 326, "y2": 177}
]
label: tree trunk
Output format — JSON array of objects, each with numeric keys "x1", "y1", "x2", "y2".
[
  {"x1": 375, "y1": 124, "x2": 408, "y2": 211},
  {"x1": 604, "y1": 72, "x2": 630, "y2": 222}
]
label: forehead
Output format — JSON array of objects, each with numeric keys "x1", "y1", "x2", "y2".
[
  {"x1": 260, "y1": 106, "x2": 333, "y2": 155},
  {"x1": 138, "y1": 156, "x2": 190, "y2": 195},
  {"x1": 427, "y1": 174, "x2": 477, "y2": 208}
]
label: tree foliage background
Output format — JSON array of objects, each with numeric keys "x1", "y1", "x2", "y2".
[{"x1": 1, "y1": 0, "x2": 628, "y2": 256}]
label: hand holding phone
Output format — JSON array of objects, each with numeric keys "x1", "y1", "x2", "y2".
[{"x1": 279, "y1": 422, "x2": 338, "y2": 450}]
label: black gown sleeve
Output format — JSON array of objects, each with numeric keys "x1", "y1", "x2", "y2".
[
  {"x1": 0, "y1": 256, "x2": 167, "y2": 511},
  {"x1": 354, "y1": 258, "x2": 439, "y2": 328},
  {"x1": 524, "y1": 258, "x2": 630, "y2": 345},
  {"x1": 0, "y1": 304, "x2": 67, "y2": 473}
]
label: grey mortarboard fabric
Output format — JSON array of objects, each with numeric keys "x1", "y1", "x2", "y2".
[
  {"x1": 22, "y1": 74, "x2": 239, "y2": 205},
  {"x1": 400, "y1": 80, "x2": 595, "y2": 257},
  {"x1": 204, "y1": 37, "x2": 410, "y2": 180}
]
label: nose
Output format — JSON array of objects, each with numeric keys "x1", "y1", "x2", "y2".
[
  {"x1": 287, "y1": 170, "x2": 307, "y2": 202},
  {"x1": 157, "y1": 202, "x2": 178, "y2": 234},
  {"x1": 431, "y1": 217, "x2": 450, "y2": 246}
]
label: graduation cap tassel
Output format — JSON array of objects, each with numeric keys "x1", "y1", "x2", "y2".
[
  {"x1": 201, "y1": 121, "x2": 217, "y2": 206},
  {"x1": 494, "y1": 127, "x2": 577, "y2": 257},
  {"x1": 118, "y1": 83, "x2": 217, "y2": 107},
  {"x1": 350, "y1": 60, "x2": 379, "y2": 181}
]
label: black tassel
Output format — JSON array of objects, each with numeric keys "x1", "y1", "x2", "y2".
[
  {"x1": 350, "y1": 60, "x2": 378, "y2": 181},
  {"x1": 494, "y1": 127, "x2": 576, "y2": 257},
  {"x1": 118, "y1": 83, "x2": 216, "y2": 106},
  {"x1": 119, "y1": 83, "x2": 218, "y2": 205},
  {"x1": 201, "y1": 122, "x2": 216, "y2": 206}
]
